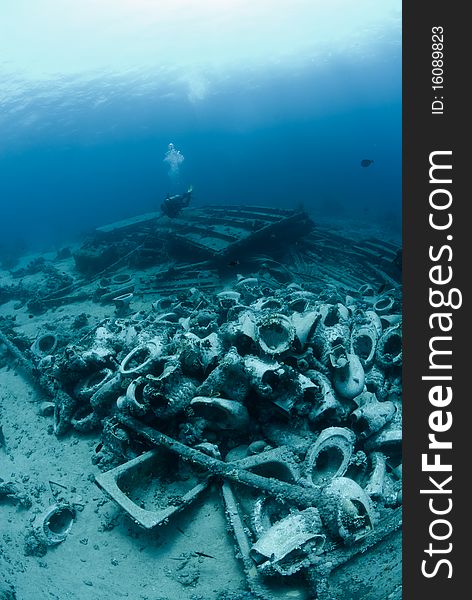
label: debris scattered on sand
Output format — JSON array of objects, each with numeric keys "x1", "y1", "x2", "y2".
[{"x1": 0, "y1": 206, "x2": 402, "y2": 598}]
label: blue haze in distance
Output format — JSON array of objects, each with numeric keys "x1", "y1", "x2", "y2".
[{"x1": 0, "y1": 0, "x2": 401, "y2": 252}]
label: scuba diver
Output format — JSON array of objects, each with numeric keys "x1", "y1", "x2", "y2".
[{"x1": 160, "y1": 186, "x2": 193, "y2": 218}]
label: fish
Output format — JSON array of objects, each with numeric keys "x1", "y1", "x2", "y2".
[
  {"x1": 361, "y1": 159, "x2": 374, "y2": 167},
  {"x1": 393, "y1": 249, "x2": 402, "y2": 271},
  {"x1": 377, "y1": 282, "x2": 388, "y2": 295},
  {"x1": 227, "y1": 259, "x2": 240, "y2": 267},
  {"x1": 194, "y1": 551, "x2": 215, "y2": 559}
]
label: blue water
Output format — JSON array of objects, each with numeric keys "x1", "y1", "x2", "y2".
[{"x1": 0, "y1": 2, "x2": 401, "y2": 256}]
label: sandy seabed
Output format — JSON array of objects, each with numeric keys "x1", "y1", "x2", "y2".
[{"x1": 1, "y1": 216, "x2": 402, "y2": 600}]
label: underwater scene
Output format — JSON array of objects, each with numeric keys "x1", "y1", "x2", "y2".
[{"x1": 0, "y1": 2, "x2": 402, "y2": 599}]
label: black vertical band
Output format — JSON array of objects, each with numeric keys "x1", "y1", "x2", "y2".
[{"x1": 403, "y1": 2, "x2": 467, "y2": 597}]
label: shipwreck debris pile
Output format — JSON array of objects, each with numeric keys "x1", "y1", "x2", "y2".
[
  {"x1": 23, "y1": 280, "x2": 401, "y2": 597},
  {"x1": 0, "y1": 207, "x2": 402, "y2": 598}
]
